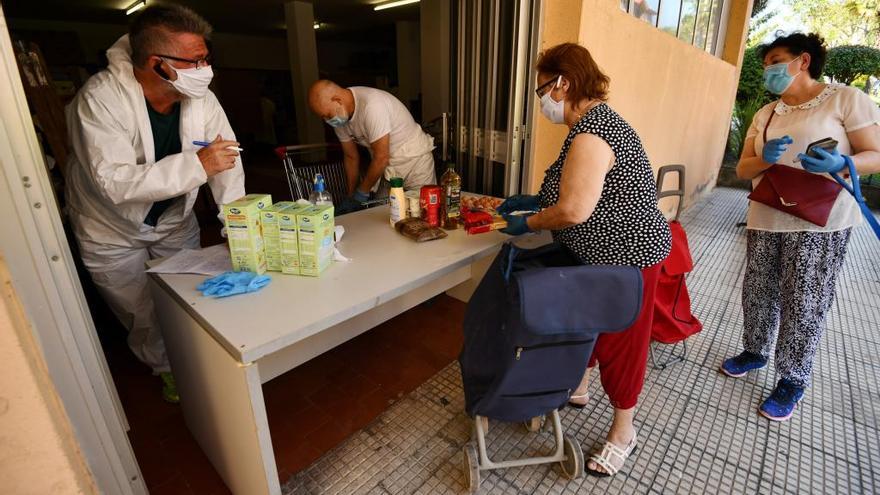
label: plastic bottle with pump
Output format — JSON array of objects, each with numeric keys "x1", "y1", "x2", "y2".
[{"x1": 309, "y1": 173, "x2": 333, "y2": 206}]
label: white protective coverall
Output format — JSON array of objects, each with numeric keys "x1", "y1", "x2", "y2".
[{"x1": 65, "y1": 35, "x2": 245, "y2": 372}]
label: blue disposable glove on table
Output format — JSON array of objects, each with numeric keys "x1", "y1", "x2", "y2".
[
  {"x1": 797, "y1": 147, "x2": 846, "y2": 174},
  {"x1": 198, "y1": 271, "x2": 271, "y2": 298},
  {"x1": 497, "y1": 194, "x2": 540, "y2": 215},
  {"x1": 762, "y1": 135, "x2": 793, "y2": 164},
  {"x1": 500, "y1": 213, "x2": 534, "y2": 236}
]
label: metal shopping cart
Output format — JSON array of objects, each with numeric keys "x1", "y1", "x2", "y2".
[{"x1": 275, "y1": 143, "x2": 349, "y2": 204}]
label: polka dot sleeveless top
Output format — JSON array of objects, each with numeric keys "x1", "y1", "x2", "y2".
[{"x1": 538, "y1": 103, "x2": 671, "y2": 268}]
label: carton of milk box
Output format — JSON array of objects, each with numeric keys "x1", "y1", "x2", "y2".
[
  {"x1": 277, "y1": 204, "x2": 312, "y2": 275},
  {"x1": 297, "y1": 204, "x2": 335, "y2": 277},
  {"x1": 223, "y1": 194, "x2": 272, "y2": 274},
  {"x1": 261, "y1": 201, "x2": 299, "y2": 272}
]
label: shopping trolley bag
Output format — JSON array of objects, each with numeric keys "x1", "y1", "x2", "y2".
[{"x1": 459, "y1": 242, "x2": 643, "y2": 422}]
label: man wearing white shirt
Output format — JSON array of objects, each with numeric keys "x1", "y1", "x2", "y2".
[{"x1": 307, "y1": 80, "x2": 436, "y2": 211}]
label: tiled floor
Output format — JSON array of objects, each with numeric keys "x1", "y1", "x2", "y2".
[
  {"x1": 282, "y1": 187, "x2": 880, "y2": 494},
  {"x1": 99, "y1": 292, "x2": 465, "y2": 494},
  {"x1": 101, "y1": 186, "x2": 878, "y2": 494}
]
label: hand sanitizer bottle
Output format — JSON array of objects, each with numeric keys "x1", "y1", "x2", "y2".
[{"x1": 309, "y1": 173, "x2": 333, "y2": 205}]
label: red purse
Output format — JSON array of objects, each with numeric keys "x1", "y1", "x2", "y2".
[{"x1": 747, "y1": 105, "x2": 843, "y2": 226}]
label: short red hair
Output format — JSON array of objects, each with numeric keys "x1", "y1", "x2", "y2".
[{"x1": 536, "y1": 43, "x2": 610, "y2": 102}]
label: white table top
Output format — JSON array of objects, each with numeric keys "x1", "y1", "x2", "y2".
[{"x1": 150, "y1": 206, "x2": 513, "y2": 363}]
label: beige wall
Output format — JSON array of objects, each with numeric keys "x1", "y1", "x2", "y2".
[
  {"x1": 528, "y1": 0, "x2": 752, "y2": 216},
  {"x1": 0, "y1": 257, "x2": 96, "y2": 495}
]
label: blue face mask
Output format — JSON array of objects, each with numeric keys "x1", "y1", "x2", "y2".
[
  {"x1": 324, "y1": 104, "x2": 349, "y2": 128},
  {"x1": 763, "y1": 55, "x2": 801, "y2": 95}
]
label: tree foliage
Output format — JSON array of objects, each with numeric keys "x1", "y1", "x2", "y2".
[
  {"x1": 786, "y1": 0, "x2": 880, "y2": 48},
  {"x1": 752, "y1": 0, "x2": 769, "y2": 18},
  {"x1": 737, "y1": 46, "x2": 772, "y2": 104},
  {"x1": 825, "y1": 45, "x2": 880, "y2": 84}
]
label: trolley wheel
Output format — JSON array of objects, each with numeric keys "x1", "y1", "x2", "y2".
[
  {"x1": 523, "y1": 416, "x2": 544, "y2": 433},
  {"x1": 462, "y1": 443, "x2": 481, "y2": 493},
  {"x1": 559, "y1": 434, "x2": 584, "y2": 480}
]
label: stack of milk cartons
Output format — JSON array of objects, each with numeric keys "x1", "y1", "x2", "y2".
[
  {"x1": 224, "y1": 195, "x2": 335, "y2": 277},
  {"x1": 222, "y1": 194, "x2": 272, "y2": 274}
]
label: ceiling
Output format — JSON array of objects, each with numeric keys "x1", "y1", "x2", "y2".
[{"x1": 1, "y1": 0, "x2": 421, "y2": 36}]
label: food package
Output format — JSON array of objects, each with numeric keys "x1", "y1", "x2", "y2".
[
  {"x1": 394, "y1": 217, "x2": 448, "y2": 242},
  {"x1": 223, "y1": 194, "x2": 272, "y2": 274},
  {"x1": 461, "y1": 203, "x2": 507, "y2": 234},
  {"x1": 461, "y1": 194, "x2": 504, "y2": 212}
]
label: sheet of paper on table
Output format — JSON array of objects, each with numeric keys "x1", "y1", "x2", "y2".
[{"x1": 147, "y1": 243, "x2": 233, "y2": 276}]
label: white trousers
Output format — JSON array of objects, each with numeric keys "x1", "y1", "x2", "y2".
[
  {"x1": 71, "y1": 211, "x2": 200, "y2": 373},
  {"x1": 376, "y1": 151, "x2": 437, "y2": 196}
]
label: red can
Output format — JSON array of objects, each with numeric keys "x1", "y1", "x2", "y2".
[{"x1": 420, "y1": 185, "x2": 442, "y2": 227}]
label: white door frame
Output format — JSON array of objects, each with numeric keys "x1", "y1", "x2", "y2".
[{"x1": 0, "y1": 8, "x2": 146, "y2": 494}]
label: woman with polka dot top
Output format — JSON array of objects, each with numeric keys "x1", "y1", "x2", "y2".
[{"x1": 497, "y1": 42, "x2": 671, "y2": 477}]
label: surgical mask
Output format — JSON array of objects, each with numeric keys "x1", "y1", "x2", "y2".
[
  {"x1": 163, "y1": 59, "x2": 214, "y2": 99},
  {"x1": 539, "y1": 76, "x2": 565, "y2": 124},
  {"x1": 763, "y1": 55, "x2": 801, "y2": 95},
  {"x1": 325, "y1": 104, "x2": 349, "y2": 128}
]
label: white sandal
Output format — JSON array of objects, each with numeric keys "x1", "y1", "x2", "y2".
[
  {"x1": 567, "y1": 391, "x2": 590, "y2": 409},
  {"x1": 586, "y1": 430, "x2": 638, "y2": 477}
]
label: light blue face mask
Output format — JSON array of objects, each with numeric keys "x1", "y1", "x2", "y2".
[
  {"x1": 325, "y1": 116, "x2": 348, "y2": 128},
  {"x1": 324, "y1": 104, "x2": 349, "y2": 128},
  {"x1": 763, "y1": 55, "x2": 801, "y2": 95}
]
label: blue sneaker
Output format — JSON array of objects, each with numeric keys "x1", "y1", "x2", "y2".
[
  {"x1": 720, "y1": 351, "x2": 767, "y2": 377},
  {"x1": 759, "y1": 379, "x2": 805, "y2": 421}
]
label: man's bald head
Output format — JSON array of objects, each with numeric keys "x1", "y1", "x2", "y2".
[{"x1": 308, "y1": 79, "x2": 352, "y2": 121}]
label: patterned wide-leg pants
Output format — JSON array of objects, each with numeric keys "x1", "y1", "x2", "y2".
[{"x1": 741, "y1": 228, "x2": 852, "y2": 388}]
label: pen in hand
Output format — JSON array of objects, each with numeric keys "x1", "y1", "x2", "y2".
[{"x1": 193, "y1": 140, "x2": 243, "y2": 152}]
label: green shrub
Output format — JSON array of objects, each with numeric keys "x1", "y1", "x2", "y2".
[
  {"x1": 737, "y1": 46, "x2": 772, "y2": 105},
  {"x1": 825, "y1": 45, "x2": 880, "y2": 85},
  {"x1": 726, "y1": 96, "x2": 766, "y2": 162}
]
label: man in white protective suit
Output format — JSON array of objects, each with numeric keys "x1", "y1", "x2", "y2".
[{"x1": 65, "y1": 5, "x2": 244, "y2": 402}]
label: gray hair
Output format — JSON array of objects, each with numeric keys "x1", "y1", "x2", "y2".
[{"x1": 129, "y1": 5, "x2": 213, "y2": 67}]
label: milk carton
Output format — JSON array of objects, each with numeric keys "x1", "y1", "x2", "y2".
[
  {"x1": 223, "y1": 194, "x2": 272, "y2": 274},
  {"x1": 278, "y1": 204, "x2": 311, "y2": 275},
  {"x1": 261, "y1": 201, "x2": 298, "y2": 272},
  {"x1": 297, "y1": 204, "x2": 335, "y2": 277}
]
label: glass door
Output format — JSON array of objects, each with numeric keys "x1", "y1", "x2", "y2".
[{"x1": 450, "y1": 0, "x2": 541, "y2": 197}]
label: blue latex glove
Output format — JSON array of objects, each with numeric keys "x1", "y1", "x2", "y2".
[
  {"x1": 762, "y1": 135, "x2": 793, "y2": 164},
  {"x1": 353, "y1": 189, "x2": 370, "y2": 203},
  {"x1": 197, "y1": 271, "x2": 271, "y2": 298},
  {"x1": 496, "y1": 194, "x2": 540, "y2": 215},
  {"x1": 500, "y1": 213, "x2": 534, "y2": 236},
  {"x1": 797, "y1": 147, "x2": 847, "y2": 174}
]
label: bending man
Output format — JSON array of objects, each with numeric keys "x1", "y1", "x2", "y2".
[{"x1": 307, "y1": 80, "x2": 436, "y2": 211}]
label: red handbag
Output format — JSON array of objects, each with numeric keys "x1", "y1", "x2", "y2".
[{"x1": 747, "y1": 105, "x2": 843, "y2": 227}]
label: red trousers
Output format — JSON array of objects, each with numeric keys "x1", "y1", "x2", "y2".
[{"x1": 587, "y1": 261, "x2": 663, "y2": 410}]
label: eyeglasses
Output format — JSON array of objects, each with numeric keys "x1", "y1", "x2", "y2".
[
  {"x1": 156, "y1": 53, "x2": 212, "y2": 69},
  {"x1": 535, "y1": 75, "x2": 560, "y2": 98}
]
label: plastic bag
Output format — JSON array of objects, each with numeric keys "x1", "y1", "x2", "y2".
[{"x1": 394, "y1": 218, "x2": 448, "y2": 242}]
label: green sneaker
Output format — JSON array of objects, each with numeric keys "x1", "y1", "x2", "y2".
[{"x1": 160, "y1": 372, "x2": 179, "y2": 404}]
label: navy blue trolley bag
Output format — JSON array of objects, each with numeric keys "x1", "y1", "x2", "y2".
[{"x1": 459, "y1": 242, "x2": 643, "y2": 423}]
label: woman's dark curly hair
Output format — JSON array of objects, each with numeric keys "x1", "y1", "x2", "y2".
[{"x1": 759, "y1": 33, "x2": 827, "y2": 79}]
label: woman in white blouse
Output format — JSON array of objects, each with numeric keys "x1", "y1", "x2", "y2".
[{"x1": 720, "y1": 33, "x2": 880, "y2": 421}]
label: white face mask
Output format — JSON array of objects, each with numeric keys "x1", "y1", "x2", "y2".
[
  {"x1": 539, "y1": 76, "x2": 565, "y2": 124},
  {"x1": 163, "y1": 59, "x2": 214, "y2": 99}
]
